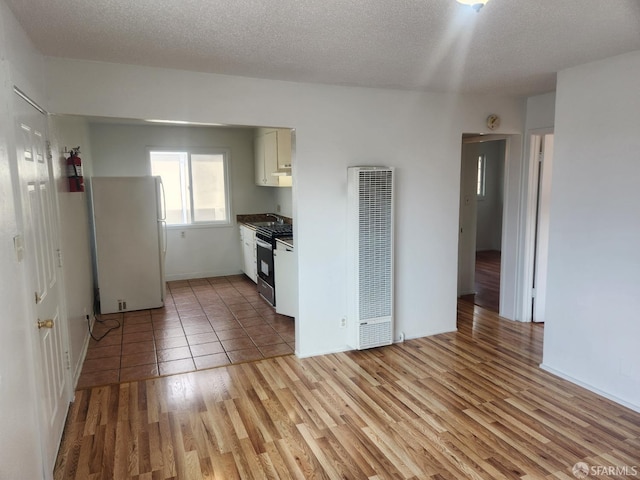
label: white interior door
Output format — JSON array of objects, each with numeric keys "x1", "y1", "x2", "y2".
[
  {"x1": 14, "y1": 92, "x2": 71, "y2": 472},
  {"x1": 457, "y1": 143, "x2": 478, "y2": 296},
  {"x1": 532, "y1": 134, "x2": 554, "y2": 322}
]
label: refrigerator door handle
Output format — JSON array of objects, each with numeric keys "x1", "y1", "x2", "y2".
[
  {"x1": 158, "y1": 177, "x2": 167, "y2": 221},
  {"x1": 159, "y1": 220, "x2": 167, "y2": 256}
]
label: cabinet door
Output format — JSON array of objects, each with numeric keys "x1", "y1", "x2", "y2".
[
  {"x1": 255, "y1": 132, "x2": 280, "y2": 187},
  {"x1": 249, "y1": 231, "x2": 257, "y2": 283},
  {"x1": 239, "y1": 226, "x2": 248, "y2": 275},
  {"x1": 254, "y1": 134, "x2": 266, "y2": 185},
  {"x1": 263, "y1": 130, "x2": 279, "y2": 186},
  {"x1": 243, "y1": 240, "x2": 256, "y2": 282},
  {"x1": 276, "y1": 129, "x2": 292, "y2": 170},
  {"x1": 241, "y1": 226, "x2": 257, "y2": 283},
  {"x1": 274, "y1": 245, "x2": 297, "y2": 316},
  {"x1": 239, "y1": 226, "x2": 245, "y2": 269}
]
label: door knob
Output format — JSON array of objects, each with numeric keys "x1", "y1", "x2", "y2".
[{"x1": 37, "y1": 319, "x2": 54, "y2": 329}]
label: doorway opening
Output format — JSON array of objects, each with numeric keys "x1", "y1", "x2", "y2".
[
  {"x1": 523, "y1": 131, "x2": 554, "y2": 323},
  {"x1": 458, "y1": 137, "x2": 506, "y2": 313}
]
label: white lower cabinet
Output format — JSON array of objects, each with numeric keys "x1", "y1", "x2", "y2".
[
  {"x1": 239, "y1": 225, "x2": 257, "y2": 283},
  {"x1": 274, "y1": 240, "x2": 297, "y2": 317}
]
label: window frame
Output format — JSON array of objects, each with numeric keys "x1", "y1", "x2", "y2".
[
  {"x1": 148, "y1": 147, "x2": 232, "y2": 228},
  {"x1": 476, "y1": 153, "x2": 487, "y2": 199}
]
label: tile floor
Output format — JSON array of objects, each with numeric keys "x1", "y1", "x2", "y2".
[{"x1": 76, "y1": 275, "x2": 295, "y2": 389}]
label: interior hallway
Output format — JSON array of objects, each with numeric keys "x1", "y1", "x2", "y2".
[{"x1": 76, "y1": 275, "x2": 295, "y2": 389}]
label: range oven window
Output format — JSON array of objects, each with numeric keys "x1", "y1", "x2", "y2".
[
  {"x1": 256, "y1": 237, "x2": 275, "y2": 306},
  {"x1": 255, "y1": 224, "x2": 292, "y2": 307}
]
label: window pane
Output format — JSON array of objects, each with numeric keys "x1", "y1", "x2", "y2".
[
  {"x1": 477, "y1": 155, "x2": 485, "y2": 197},
  {"x1": 150, "y1": 151, "x2": 189, "y2": 224},
  {"x1": 191, "y1": 153, "x2": 227, "y2": 222}
]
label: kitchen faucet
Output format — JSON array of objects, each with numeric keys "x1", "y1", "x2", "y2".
[{"x1": 265, "y1": 213, "x2": 284, "y2": 224}]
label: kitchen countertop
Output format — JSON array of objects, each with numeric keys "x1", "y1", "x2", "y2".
[
  {"x1": 240, "y1": 222, "x2": 257, "y2": 230},
  {"x1": 237, "y1": 213, "x2": 294, "y2": 246},
  {"x1": 236, "y1": 213, "x2": 292, "y2": 226},
  {"x1": 276, "y1": 237, "x2": 294, "y2": 249}
]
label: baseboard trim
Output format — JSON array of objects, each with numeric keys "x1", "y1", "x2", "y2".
[
  {"x1": 296, "y1": 345, "x2": 351, "y2": 359},
  {"x1": 73, "y1": 316, "x2": 94, "y2": 389},
  {"x1": 540, "y1": 363, "x2": 640, "y2": 413},
  {"x1": 165, "y1": 270, "x2": 243, "y2": 282},
  {"x1": 296, "y1": 327, "x2": 458, "y2": 359}
]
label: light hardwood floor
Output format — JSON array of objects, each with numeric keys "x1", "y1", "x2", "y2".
[
  {"x1": 461, "y1": 250, "x2": 501, "y2": 313},
  {"x1": 54, "y1": 299, "x2": 640, "y2": 479}
]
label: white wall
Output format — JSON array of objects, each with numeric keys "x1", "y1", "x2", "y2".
[
  {"x1": 87, "y1": 122, "x2": 279, "y2": 279},
  {"x1": 542, "y1": 50, "x2": 640, "y2": 410},
  {"x1": 0, "y1": 1, "x2": 47, "y2": 478},
  {"x1": 525, "y1": 91, "x2": 556, "y2": 133},
  {"x1": 274, "y1": 186, "x2": 293, "y2": 217},
  {"x1": 44, "y1": 57, "x2": 526, "y2": 357},
  {"x1": 47, "y1": 115, "x2": 95, "y2": 383}
]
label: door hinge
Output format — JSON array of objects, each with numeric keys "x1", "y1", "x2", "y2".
[
  {"x1": 538, "y1": 152, "x2": 543, "y2": 163},
  {"x1": 65, "y1": 351, "x2": 71, "y2": 370},
  {"x1": 531, "y1": 287, "x2": 536, "y2": 299},
  {"x1": 57, "y1": 249, "x2": 63, "y2": 268},
  {"x1": 35, "y1": 291, "x2": 41, "y2": 304}
]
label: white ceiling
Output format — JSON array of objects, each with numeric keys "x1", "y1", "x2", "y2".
[{"x1": 6, "y1": 0, "x2": 640, "y2": 97}]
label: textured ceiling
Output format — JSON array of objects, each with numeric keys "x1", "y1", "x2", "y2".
[{"x1": 6, "y1": 0, "x2": 640, "y2": 96}]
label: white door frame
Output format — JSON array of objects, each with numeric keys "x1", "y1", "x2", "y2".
[
  {"x1": 460, "y1": 133, "x2": 522, "y2": 319},
  {"x1": 520, "y1": 128, "x2": 555, "y2": 322},
  {"x1": 462, "y1": 130, "x2": 558, "y2": 324}
]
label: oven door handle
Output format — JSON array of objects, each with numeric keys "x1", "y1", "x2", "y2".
[{"x1": 256, "y1": 238, "x2": 273, "y2": 250}]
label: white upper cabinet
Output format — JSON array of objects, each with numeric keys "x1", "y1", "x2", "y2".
[
  {"x1": 276, "y1": 129, "x2": 292, "y2": 170},
  {"x1": 255, "y1": 128, "x2": 292, "y2": 187}
]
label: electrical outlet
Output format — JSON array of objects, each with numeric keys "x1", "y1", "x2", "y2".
[
  {"x1": 180, "y1": 231, "x2": 186, "y2": 238},
  {"x1": 276, "y1": 204, "x2": 281, "y2": 213},
  {"x1": 340, "y1": 317, "x2": 347, "y2": 328},
  {"x1": 399, "y1": 332, "x2": 405, "y2": 343}
]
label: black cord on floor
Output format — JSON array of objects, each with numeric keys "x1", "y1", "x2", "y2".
[{"x1": 86, "y1": 313, "x2": 121, "y2": 341}]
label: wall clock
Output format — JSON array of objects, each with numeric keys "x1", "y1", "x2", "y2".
[{"x1": 486, "y1": 114, "x2": 500, "y2": 130}]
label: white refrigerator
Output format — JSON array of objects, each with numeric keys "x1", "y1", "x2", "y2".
[{"x1": 90, "y1": 176, "x2": 166, "y2": 314}]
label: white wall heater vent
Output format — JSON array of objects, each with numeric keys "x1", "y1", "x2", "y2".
[{"x1": 347, "y1": 166, "x2": 394, "y2": 350}]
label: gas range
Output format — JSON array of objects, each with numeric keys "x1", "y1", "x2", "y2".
[
  {"x1": 255, "y1": 223, "x2": 293, "y2": 307},
  {"x1": 255, "y1": 224, "x2": 293, "y2": 245}
]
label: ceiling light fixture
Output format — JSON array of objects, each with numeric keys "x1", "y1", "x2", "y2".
[{"x1": 456, "y1": 0, "x2": 489, "y2": 12}]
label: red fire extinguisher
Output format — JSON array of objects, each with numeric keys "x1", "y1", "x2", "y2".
[{"x1": 67, "y1": 147, "x2": 84, "y2": 192}]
